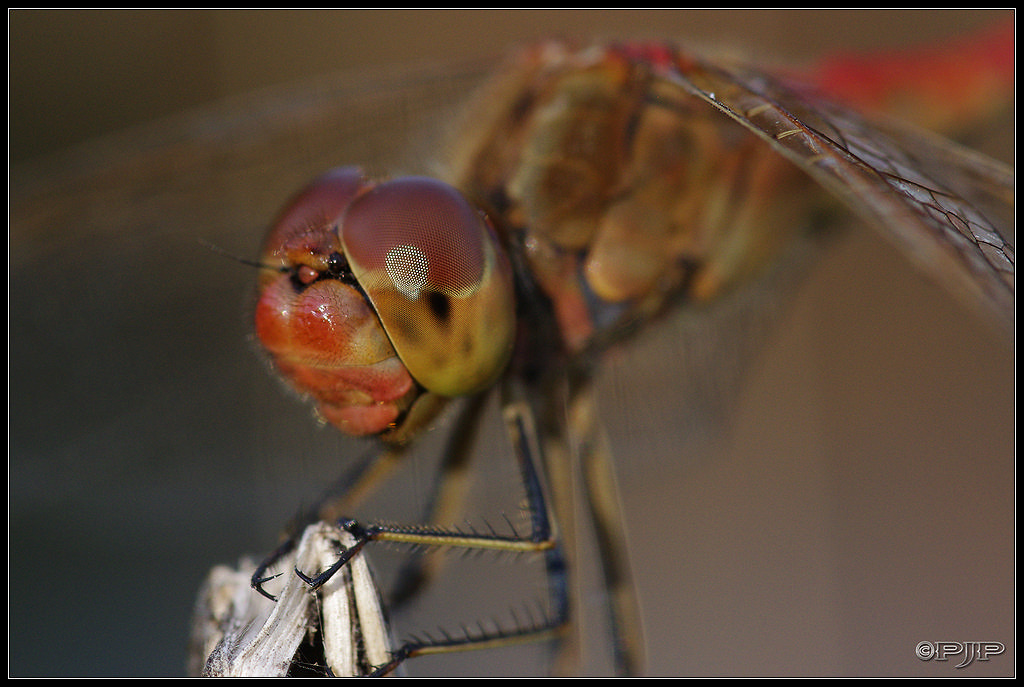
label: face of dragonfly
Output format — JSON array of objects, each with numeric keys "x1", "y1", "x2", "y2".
[{"x1": 9, "y1": 10, "x2": 1013, "y2": 677}]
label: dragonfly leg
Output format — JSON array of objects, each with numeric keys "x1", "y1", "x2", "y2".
[
  {"x1": 255, "y1": 408, "x2": 474, "y2": 602},
  {"x1": 290, "y1": 383, "x2": 569, "y2": 675},
  {"x1": 251, "y1": 443, "x2": 410, "y2": 600},
  {"x1": 571, "y1": 382, "x2": 646, "y2": 676},
  {"x1": 368, "y1": 393, "x2": 569, "y2": 675},
  {"x1": 250, "y1": 537, "x2": 297, "y2": 601},
  {"x1": 387, "y1": 395, "x2": 489, "y2": 608},
  {"x1": 313, "y1": 443, "x2": 410, "y2": 522}
]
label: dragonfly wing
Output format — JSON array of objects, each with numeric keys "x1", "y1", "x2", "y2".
[
  {"x1": 11, "y1": 58, "x2": 494, "y2": 269},
  {"x1": 663, "y1": 58, "x2": 1014, "y2": 333}
]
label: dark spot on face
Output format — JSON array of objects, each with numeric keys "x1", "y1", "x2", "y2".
[
  {"x1": 427, "y1": 291, "x2": 450, "y2": 322},
  {"x1": 325, "y1": 251, "x2": 353, "y2": 280}
]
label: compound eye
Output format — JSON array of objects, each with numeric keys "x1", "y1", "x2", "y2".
[{"x1": 340, "y1": 177, "x2": 516, "y2": 397}]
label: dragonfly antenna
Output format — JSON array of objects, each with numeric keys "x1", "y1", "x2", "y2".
[{"x1": 198, "y1": 238, "x2": 286, "y2": 272}]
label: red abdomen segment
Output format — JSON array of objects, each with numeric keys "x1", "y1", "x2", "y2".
[{"x1": 805, "y1": 19, "x2": 1014, "y2": 134}]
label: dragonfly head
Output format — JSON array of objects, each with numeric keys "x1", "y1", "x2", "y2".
[{"x1": 254, "y1": 166, "x2": 516, "y2": 438}]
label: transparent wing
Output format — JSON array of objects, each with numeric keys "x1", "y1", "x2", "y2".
[
  {"x1": 663, "y1": 56, "x2": 1014, "y2": 332},
  {"x1": 11, "y1": 58, "x2": 496, "y2": 263}
]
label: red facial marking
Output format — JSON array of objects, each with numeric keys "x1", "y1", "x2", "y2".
[{"x1": 254, "y1": 167, "x2": 421, "y2": 436}]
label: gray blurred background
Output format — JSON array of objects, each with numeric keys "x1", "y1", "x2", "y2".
[{"x1": 10, "y1": 9, "x2": 1014, "y2": 676}]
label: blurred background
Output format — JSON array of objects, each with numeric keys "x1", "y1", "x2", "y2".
[
  {"x1": 9, "y1": 9, "x2": 1015, "y2": 162},
  {"x1": 10, "y1": 9, "x2": 1014, "y2": 676}
]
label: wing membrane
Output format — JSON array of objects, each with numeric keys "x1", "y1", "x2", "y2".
[{"x1": 664, "y1": 56, "x2": 1014, "y2": 331}]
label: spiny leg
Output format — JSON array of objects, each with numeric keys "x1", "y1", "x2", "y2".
[
  {"x1": 294, "y1": 378, "x2": 571, "y2": 675},
  {"x1": 254, "y1": 397, "x2": 483, "y2": 604},
  {"x1": 251, "y1": 442, "x2": 410, "y2": 600},
  {"x1": 388, "y1": 394, "x2": 490, "y2": 608}
]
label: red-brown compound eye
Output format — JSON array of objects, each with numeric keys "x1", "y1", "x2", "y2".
[
  {"x1": 258, "y1": 166, "x2": 369, "y2": 286},
  {"x1": 340, "y1": 177, "x2": 516, "y2": 397}
]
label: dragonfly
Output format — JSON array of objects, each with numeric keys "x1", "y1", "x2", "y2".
[
  {"x1": 229, "y1": 21, "x2": 1014, "y2": 677},
  {"x1": 9, "y1": 15, "x2": 1013, "y2": 679}
]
